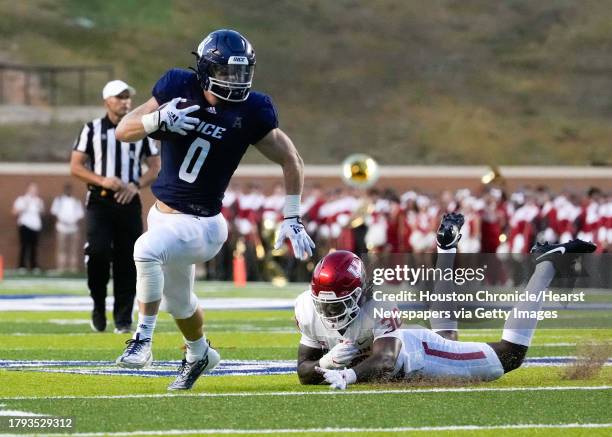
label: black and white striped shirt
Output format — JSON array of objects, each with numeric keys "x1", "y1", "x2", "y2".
[{"x1": 73, "y1": 115, "x2": 159, "y2": 184}]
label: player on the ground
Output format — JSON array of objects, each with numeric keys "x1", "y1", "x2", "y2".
[
  {"x1": 112, "y1": 29, "x2": 315, "y2": 390},
  {"x1": 295, "y1": 213, "x2": 596, "y2": 388}
]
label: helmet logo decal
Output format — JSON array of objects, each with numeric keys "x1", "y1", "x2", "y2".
[
  {"x1": 197, "y1": 36, "x2": 212, "y2": 56},
  {"x1": 228, "y1": 56, "x2": 249, "y2": 65},
  {"x1": 347, "y1": 259, "x2": 361, "y2": 278}
]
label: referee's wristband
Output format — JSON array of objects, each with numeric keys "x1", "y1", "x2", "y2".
[{"x1": 141, "y1": 111, "x2": 160, "y2": 134}]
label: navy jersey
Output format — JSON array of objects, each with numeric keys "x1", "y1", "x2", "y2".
[{"x1": 150, "y1": 68, "x2": 278, "y2": 216}]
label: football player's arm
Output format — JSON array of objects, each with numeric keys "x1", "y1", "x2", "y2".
[
  {"x1": 254, "y1": 128, "x2": 303, "y2": 195},
  {"x1": 256, "y1": 128, "x2": 315, "y2": 259},
  {"x1": 70, "y1": 151, "x2": 123, "y2": 191},
  {"x1": 350, "y1": 337, "x2": 402, "y2": 382},
  {"x1": 139, "y1": 154, "x2": 161, "y2": 188},
  {"x1": 297, "y1": 343, "x2": 326, "y2": 385},
  {"x1": 115, "y1": 97, "x2": 160, "y2": 142}
]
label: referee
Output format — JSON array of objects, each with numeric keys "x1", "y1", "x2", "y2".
[{"x1": 70, "y1": 80, "x2": 161, "y2": 333}]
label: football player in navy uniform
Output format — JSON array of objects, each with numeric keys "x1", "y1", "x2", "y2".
[{"x1": 113, "y1": 29, "x2": 315, "y2": 390}]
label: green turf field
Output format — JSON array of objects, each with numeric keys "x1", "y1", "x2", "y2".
[{"x1": 0, "y1": 282, "x2": 611, "y2": 436}]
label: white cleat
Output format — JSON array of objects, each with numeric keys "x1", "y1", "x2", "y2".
[{"x1": 116, "y1": 333, "x2": 153, "y2": 369}]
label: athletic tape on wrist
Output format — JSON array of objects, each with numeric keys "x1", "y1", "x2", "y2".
[
  {"x1": 318, "y1": 353, "x2": 334, "y2": 370},
  {"x1": 283, "y1": 194, "x2": 301, "y2": 218},
  {"x1": 141, "y1": 112, "x2": 160, "y2": 134}
]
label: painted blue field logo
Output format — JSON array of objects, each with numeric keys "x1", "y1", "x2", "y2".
[
  {"x1": 1, "y1": 358, "x2": 609, "y2": 378},
  {"x1": 0, "y1": 360, "x2": 295, "y2": 377}
]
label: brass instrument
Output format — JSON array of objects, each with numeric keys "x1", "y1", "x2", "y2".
[
  {"x1": 341, "y1": 154, "x2": 380, "y2": 188},
  {"x1": 481, "y1": 166, "x2": 504, "y2": 185}
]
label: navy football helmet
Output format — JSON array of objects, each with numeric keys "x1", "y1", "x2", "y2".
[{"x1": 192, "y1": 29, "x2": 256, "y2": 102}]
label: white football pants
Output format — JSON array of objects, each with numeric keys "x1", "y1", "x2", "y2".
[
  {"x1": 133, "y1": 205, "x2": 228, "y2": 319},
  {"x1": 381, "y1": 328, "x2": 504, "y2": 381}
]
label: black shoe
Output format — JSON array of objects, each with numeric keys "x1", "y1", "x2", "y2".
[
  {"x1": 530, "y1": 239, "x2": 597, "y2": 274},
  {"x1": 436, "y1": 212, "x2": 465, "y2": 250},
  {"x1": 113, "y1": 325, "x2": 133, "y2": 334},
  {"x1": 167, "y1": 346, "x2": 220, "y2": 391},
  {"x1": 90, "y1": 308, "x2": 106, "y2": 332}
]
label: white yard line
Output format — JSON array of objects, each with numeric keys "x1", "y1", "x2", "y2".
[
  {"x1": 1, "y1": 385, "x2": 610, "y2": 401},
  {"x1": 0, "y1": 278, "x2": 305, "y2": 292},
  {"x1": 5, "y1": 329, "x2": 297, "y2": 335},
  {"x1": 0, "y1": 296, "x2": 295, "y2": 311},
  {"x1": 0, "y1": 403, "x2": 47, "y2": 417},
  {"x1": 1, "y1": 423, "x2": 611, "y2": 437}
]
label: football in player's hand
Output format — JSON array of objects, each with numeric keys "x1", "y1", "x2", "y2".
[{"x1": 148, "y1": 99, "x2": 202, "y2": 141}]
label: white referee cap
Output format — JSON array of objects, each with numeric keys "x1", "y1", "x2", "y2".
[{"x1": 102, "y1": 80, "x2": 136, "y2": 99}]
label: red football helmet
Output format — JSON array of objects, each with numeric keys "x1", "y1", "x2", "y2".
[{"x1": 310, "y1": 250, "x2": 366, "y2": 330}]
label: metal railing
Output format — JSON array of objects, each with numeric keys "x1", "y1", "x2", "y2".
[{"x1": 0, "y1": 64, "x2": 114, "y2": 106}]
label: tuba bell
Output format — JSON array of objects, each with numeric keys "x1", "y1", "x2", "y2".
[
  {"x1": 341, "y1": 153, "x2": 380, "y2": 188},
  {"x1": 481, "y1": 166, "x2": 504, "y2": 186}
]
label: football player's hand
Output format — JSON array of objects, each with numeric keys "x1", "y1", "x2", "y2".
[
  {"x1": 114, "y1": 182, "x2": 139, "y2": 204},
  {"x1": 318, "y1": 342, "x2": 360, "y2": 369},
  {"x1": 315, "y1": 366, "x2": 357, "y2": 390},
  {"x1": 274, "y1": 216, "x2": 315, "y2": 260},
  {"x1": 436, "y1": 212, "x2": 465, "y2": 250},
  {"x1": 101, "y1": 176, "x2": 124, "y2": 192},
  {"x1": 158, "y1": 97, "x2": 200, "y2": 135}
]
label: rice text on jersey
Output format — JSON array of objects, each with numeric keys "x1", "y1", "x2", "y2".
[{"x1": 195, "y1": 121, "x2": 226, "y2": 139}]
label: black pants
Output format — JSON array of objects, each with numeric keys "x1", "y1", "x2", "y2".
[
  {"x1": 18, "y1": 225, "x2": 40, "y2": 269},
  {"x1": 85, "y1": 194, "x2": 143, "y2": 327}
]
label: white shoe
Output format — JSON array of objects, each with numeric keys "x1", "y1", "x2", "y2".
[{"x1": 115, "y1": 333, "x2": 153, "y2": 369}]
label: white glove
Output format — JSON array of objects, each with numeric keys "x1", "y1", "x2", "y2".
[
  {"x1": 142, "y1": 97, "x2": 200, "y2": 135},
  {"x1": 315, "y1": 366, "x2": 357, "y2": 390},
  {"x1": 274, "y1": 217, "x2": 315, "y2": 260},
  {"x1": 318, "y1": 342, "x2": 360, "y2": 369}
]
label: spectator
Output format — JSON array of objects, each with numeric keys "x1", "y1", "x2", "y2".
[
  {"x1": 186, "y1": 184, "x2": 612, "y2": 283},
  {"x1": 12, "y1": 183, "x2": 44, "y2": 272},
  {"x1": 50, "y1": 183, "x2": 84, "y2": 273}
]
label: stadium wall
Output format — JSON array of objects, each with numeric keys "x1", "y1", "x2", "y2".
[{"x1": 0, "y1": 163, "x2": 610, "y2": 271}]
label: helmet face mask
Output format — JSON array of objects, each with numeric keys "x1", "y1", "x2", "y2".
[
  {"x1": 194, "y1": 29, "x2": 256, "y2": 103},
  {"x1": 312, "y1": 287, "x2": 363, "y2": 330},
  {"x1": 206, "y1": 62, "x2": 254, "y2": 102},
  {"x1": 309, "y1": 250, "x2": 368, "y2": 331}
]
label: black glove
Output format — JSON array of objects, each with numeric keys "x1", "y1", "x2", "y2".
[{"x1": 436, "y1": 212, "x2": 465, "y2": 250}]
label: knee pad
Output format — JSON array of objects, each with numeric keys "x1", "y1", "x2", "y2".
[
  {"x1": 164, "y1": 292, "x2": 198, "y2": 319},
  {"x1": 160, "y1": 263, "x2": 198, "y2": 319},
  {"x1": 135, "y1": 260, "x2": 163, "y2": 304}
]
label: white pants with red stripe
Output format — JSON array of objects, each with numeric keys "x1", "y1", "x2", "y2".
[{"x1": 381, "y1": 328, "x2": 504, "y2": 381}]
